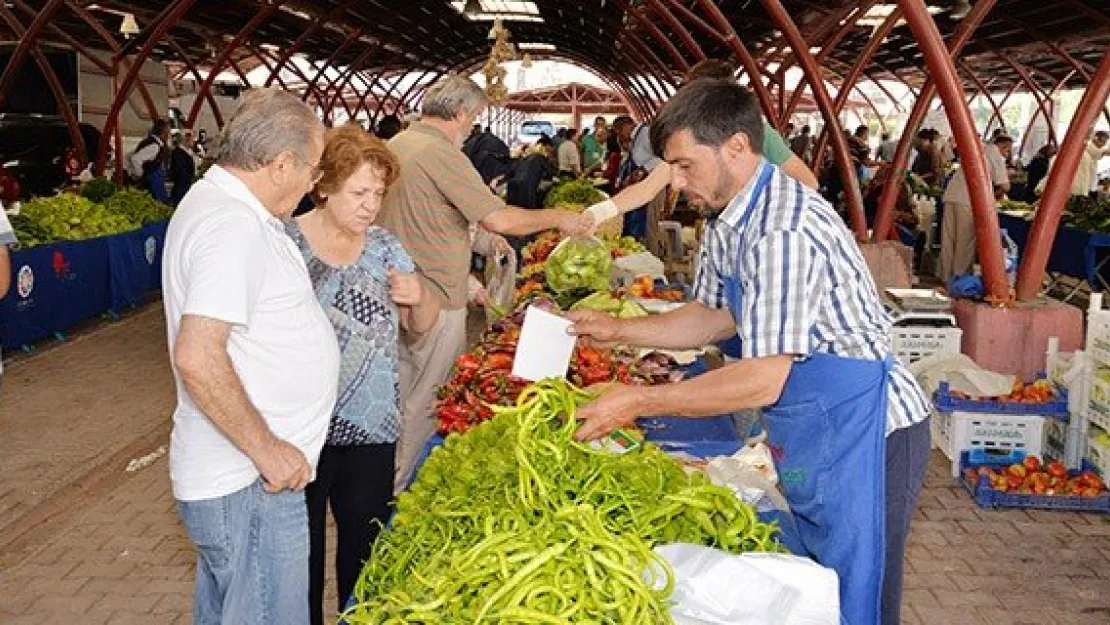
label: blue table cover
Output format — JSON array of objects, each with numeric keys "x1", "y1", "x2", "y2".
[
  {"x1": 999, "y1": 212, "x2": 1110, "y2": 285},
  {"x1": 1, "y1": 221, "x2": 170, "y2": 349}
]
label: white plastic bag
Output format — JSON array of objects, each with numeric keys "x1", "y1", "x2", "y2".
[
  {"x1": 704, "y1": 443, "x2": 789, "y2": 514},
  {"x1": 613, "y1": 251, "x2": 667, "y2": 283},
  {"x1": 484, "y1": 251, "x2": 517, "y2": 326},
  {"x1": 908, "y1": 352, "x2": 1014, "y2": 398},
  {"x1": 648, "y1": 544, "x2": 840, "y2": 625}
]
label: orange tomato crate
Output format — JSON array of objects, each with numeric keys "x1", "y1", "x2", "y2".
[{"x1": 959, "y1": 452, "x2": 1110, "y2": 513}]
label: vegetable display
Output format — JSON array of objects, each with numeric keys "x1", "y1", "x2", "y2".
[
  {"x1": 569, "y1": 291, "x2": 649, "y2": 318},
  {"x1": 544, "y1": 178, "x2": 607, "y2": 208},
  {"x1": 544, "y1": 236, "x2": 613, "y2": 294},
  {"x1": 80, "y1": 177, "x2": 119, "y2": 204},
  {"x1": 102, "y1": 188, "x2": 174, "y2": 225},
  {"x1": 9, "y1": 189, "x2": 171, "y2": 249},
  {"x1": 435, "y1": 297, "x2": 679, "y2": 435},
  {"x1": 344, "y1": 379, "x2": 783, "y2": 623},
  {"x1": 14, "y1": 194, "x2": 138, "y2": 246},
  {"x1": 964, "y1": 455, "x2": 1107, "y2": 497}
]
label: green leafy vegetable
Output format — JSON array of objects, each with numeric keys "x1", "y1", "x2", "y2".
[
  {"x1": 16, "y1": 194, "x2": 138, "y2": 244},
  {"x1": 544, "y1": 236, "x2": 613, "y2": 294},
  {"x1": 544, "y1": 178, "x2": 606, "y2": 208},
  {"x1": 102, "y1": 188, "x2": 173, "y2": 225},
  {"x1": 80, "y1": 177, "x2": 119, "y2": 204}
]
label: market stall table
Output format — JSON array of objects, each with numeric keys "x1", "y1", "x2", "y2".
[{"x1": 999, "y1": 212, "x2": 1110, "y2": 299}]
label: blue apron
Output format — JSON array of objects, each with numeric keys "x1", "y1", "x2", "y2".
[{"x1": 723, "y1": 163, "x2": 890, "y2": 625}]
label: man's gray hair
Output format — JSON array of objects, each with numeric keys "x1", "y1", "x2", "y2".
[
  {"x1": 420, "y1": 75, "x2": 488, "y2": 121},
  {"x1": 212, "y1": 88, "x2": 322, "y2": 170}
]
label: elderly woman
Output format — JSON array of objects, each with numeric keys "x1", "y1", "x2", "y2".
[{"x1": 286, "y1": 124, "x2": 439, "y2": 625}]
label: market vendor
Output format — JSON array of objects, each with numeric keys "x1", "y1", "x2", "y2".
[
  {"x1": 568, "y1": 80, "x2": 931, "y2": 625},
  {"x1": 583, "y1": 59, "x2": 819, "y2": 234}
]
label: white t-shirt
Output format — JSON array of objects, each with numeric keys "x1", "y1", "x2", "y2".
[
  {"x1": 0, "y1": 206, "x2": 15, "y2": 379},
  {"x1": 943, "y1": 142, "x2": 1009, "y2": 206},
  {"x1": 162, "y1": 165, "x2": 339, "y2": 502},
  {"x1": 557, "y1": 139, "x2": 581, "y2": 172}
]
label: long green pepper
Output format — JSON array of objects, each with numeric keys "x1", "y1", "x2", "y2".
[{"x1": 342, "y1": 379, "x2": 784, "y2": 624}]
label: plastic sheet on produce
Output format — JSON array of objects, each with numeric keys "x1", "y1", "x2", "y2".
[
  {"x1": 908, "y1": 352, "x2": 1015, "y2": 398},
  {"x1": 648, "y1": 544, "x2": 839, "y2": 625},
  {"x1": 484, "y1": 249, "x2": 517, "y2": 326}
]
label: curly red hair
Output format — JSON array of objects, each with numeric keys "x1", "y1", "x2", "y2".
[{"x1": 313, "y1": 123, "x2": 399, "y2": 202}]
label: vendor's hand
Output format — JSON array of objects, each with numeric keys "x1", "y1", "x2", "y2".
[
  {"x1": 388, "y1": 270, "x2": 423, "y2": 306},
  {"x1": 574, "y1": 384, "x2": 645, "y2": 441},
  {"x1": 254, "y1": 438, "x2": 311, "y2": 493},
  {"x1": 556, "y1": 210, "x2": 594, "y2": 237},
  {"x1": 566, "y1": 309, "x2": 622, "y2": 349}
]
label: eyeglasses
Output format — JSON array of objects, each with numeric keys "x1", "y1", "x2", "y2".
[{"x1": 291, "y1": 153, "x2": 324, "y2": 185}]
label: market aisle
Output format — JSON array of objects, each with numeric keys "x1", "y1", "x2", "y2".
[{"x1": 1, "y1": 308, "x2": 1109, "y2": 623}]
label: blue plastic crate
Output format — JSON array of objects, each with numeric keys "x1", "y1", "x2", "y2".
[
  {"x1": 934, "y1": 380, "x2": 1069, "y2": 420},
  {"x1": 958, "y1": 451, "x2": 1110, "y2": 513},
  {"x1": 639, "y1": 415, "x2": 742, "y2": 457}
]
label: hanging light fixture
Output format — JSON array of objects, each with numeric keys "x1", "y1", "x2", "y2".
[
  {"x1": 462, "y1": 0, "x2": 483, "y2": 17},
  {"x1": 119, "y1": 12, "x2": 140, "y2": 38},
  {"x1": 950, "y1": 0, "x2": 972, "y2": 20}
]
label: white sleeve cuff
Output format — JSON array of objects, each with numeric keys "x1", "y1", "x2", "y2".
[{"x1": 585, "y1": 199, "x2": 620, "y2": 226}]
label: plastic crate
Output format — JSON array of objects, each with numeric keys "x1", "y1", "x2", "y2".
[
  {"x1": 892, "y1": 326, "x2": 962, "y2": 366},
  {"x1": 958, "y1": 451, "x2": 1110, "y2": 512},
  {"x1": 934, "y1": 381, "x2": 1069, "y2": 419},
  {"x1": 640, "y1": 415, "x2": 742, "y2": 458},
  {"x1": 1089, "y1": 427, "x2": 1110, "y2": 477},
  {"x1": 934, "y1": 410, "x2": 1047, "y2": 477},
  {"x1": 1088, "y1": 371, "x2": 1110, "y2": 434},
  {"x1": 1087, "y1": 294, "x2": 1110, "y2": 369}
]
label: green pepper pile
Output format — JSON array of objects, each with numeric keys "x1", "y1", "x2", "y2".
[{"x1": 344, "y1": 379, "x2": 782, "y2": 624}]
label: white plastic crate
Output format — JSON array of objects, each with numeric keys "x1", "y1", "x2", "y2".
[
  {"x1": 934, "y1": 411, "x2": 1047, "y2": 477},
  {"x1": 1088, "y1": 426, "x2": 1110, "y2": 477},
  {"x1": 1088, "y1": 371, "x2": 1110, "y2": 434},
  {"x1": 892, "y1": 326, "x2": 962, "y2": 366},
  {"x1": 1087, "y1": 294, "x2": 1110, "y2": 369}
]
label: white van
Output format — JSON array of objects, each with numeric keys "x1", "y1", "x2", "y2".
[{"x1": 516, "y1": 120, "x2": 556, "y2": 148}]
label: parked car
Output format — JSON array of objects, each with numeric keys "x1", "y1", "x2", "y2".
[
  {"x1": 0, "y1": 113, "x2": 101, "y2": 202},
  {"x1": 516, "y1": 120, "x2": 556, "y2": 149}
]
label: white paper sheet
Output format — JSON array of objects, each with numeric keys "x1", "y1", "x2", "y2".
[{"x1": 512, "y1": 306, "x2": 578, "y2": 382}]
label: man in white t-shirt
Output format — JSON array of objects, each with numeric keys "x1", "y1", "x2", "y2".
[
  {"x1": 163, "y1": 88, "x2": 339, "y2": 625},
  {"x1": 940, "y1": 134, "x2": 1013, "y2": 281},
  {"x1": 0, "y1": 204, "x2": 15, "y2": 391},
  {"x1": 557, "y1": 127, "x2": 582, "y2": 175}
]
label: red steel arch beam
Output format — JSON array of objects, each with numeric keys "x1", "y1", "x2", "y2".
[
  {"x1": 958, "y1": 62, "x2": 1007, "y2": 138},
  {"x1": 369, "y1": 70, "x2": 436, "y2": 124},
  {"x1": 262, "y1": 47, "x2": 331, "y2": 109},
  {"x1": 984, "y1": 79, "x2": 1024, "y2": 137},
  {"x1": 322, "y1": 43, "x2": 383, "y2": 115},
  {"x1": 621, "y1": 44, "x2": 672, "y2": 113},
  {"x1": 60, "y1": 0, "x2": 159, "y2": 118},
  {"x1": 0, "y1": 0, "x2": 67, "y2": 105},
  {"x1": 759, "y1": 0, "x2": 867, "y2": 237},
  {"x1": 10, "y1": 0, "x2": 157, "y2": 122},
  {"x1": 642, "y1": 0, "x2": 705, "y2": 63},
  {"x1": 0, "y1": 4, "x2": 85, "y2": 165},
  {"x1": 627, "y1": 33, "x2": 680, "y2": 92},
  {"x1": 186, "y1": 1, "x2": 283, "y2": 128},
  {"x1": 305, "y1": 30, "x2": 364, "y2": 123},
  {"x1": 873, "y1": 0, "x2": 997, "y2": 249},
  {"x1": 611, "y1": 0, "x2": 689, "y2": 73},
  {"x1": 164, "y1": 35, "x2": 224, "y2": 128},
  {"x1": 264, "y1": 0, "x2": 362, "y2": 88},
  {"x1": 886, "y1": 0, "x2": 1008, "y2": 298},
  {"x1": 693, "y1": 0, "x2": 781, "y2": 126},
  {"x1": 811, "y1": 7, "x2": 903, "y2": 168},
  {"x1": 250, "y1": 45, "x2": 304, "y2": 99},
  {"x1": 1015, "y1": 48, "x2": 1110, "y2": 299},
  {"x1": 395, "y1": 71, "x2": 440, "y2": 115},
  {"x1": 360, "y1": 70, "x2": 407, "y2": 123},
  {"x1": 94, "y1": 0, "x2": 198, "y2": 173},
  {"x1": 991, "y1": 52, "x2": 1058, "y2": 146},
  {"x1": 780, "y1": 1, "x2": 880, "y2": 121}
]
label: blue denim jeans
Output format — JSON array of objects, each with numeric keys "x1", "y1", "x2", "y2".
[{"x1": 177, "y1": 480, "x2": 310, "y2": 625}]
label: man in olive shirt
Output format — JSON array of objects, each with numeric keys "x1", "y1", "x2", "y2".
[{"x1": 379, "y1": 75, "x2": 591, "y2": 490}]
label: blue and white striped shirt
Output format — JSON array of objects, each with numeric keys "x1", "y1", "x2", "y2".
[{"x1": 694, "y1": 160, "x2": 930, "y2": 434}]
